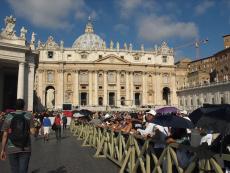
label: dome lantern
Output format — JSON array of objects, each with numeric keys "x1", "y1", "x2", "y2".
[{"x1": 72, "y1": 16, "x2": 104, "y2": 50}]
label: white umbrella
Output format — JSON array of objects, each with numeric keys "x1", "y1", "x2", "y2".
[{"x1": 73, "y1": 113, "x2": 85, "y2": 118}]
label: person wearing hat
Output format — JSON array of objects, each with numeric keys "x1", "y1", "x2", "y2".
[
  {"x1": 136, "y1": 109, "x2": 156, "y2": 137},
  {"x1": 120, "y1": 114, "x2": 132, "y2": 133}
]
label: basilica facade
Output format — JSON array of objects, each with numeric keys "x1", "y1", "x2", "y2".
[{"x1": 34, "y1": 19, "x2": 177, "y2": 111}]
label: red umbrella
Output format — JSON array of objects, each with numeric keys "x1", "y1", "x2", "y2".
[
  {"x1": 63, "y1": 110, "x2": 73, "y2": 117},
  {"x1": 5, "y1": 109, "x2": 15, "y2": 113}
]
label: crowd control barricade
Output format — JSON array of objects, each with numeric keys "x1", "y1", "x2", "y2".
[{"x1": 70, "y1": 120, "x2": 230, "y2": 173}]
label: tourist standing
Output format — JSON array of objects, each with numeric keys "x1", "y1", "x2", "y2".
[
  {"x1": 53, "y1": 114, "x2": 62, "y2": 141},
  {"x1": 42, "y1": 116, "x2": 51, "y2": 142},
  {"x1": 62, "y1": 115, "x2": 67, "y2": 131},
  {"x1": 0, "y1": 99, "x2": 35, "y2": 173}
]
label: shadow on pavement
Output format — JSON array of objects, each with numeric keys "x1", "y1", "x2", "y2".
[{"x1": 47, "y1": 166, "x2": 67, "y2": 173}]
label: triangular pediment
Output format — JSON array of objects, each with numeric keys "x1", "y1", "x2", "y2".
[{"x1": 94, "y1": 54, "x2": 130, "y2": 64}]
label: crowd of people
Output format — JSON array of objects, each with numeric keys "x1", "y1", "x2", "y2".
[
  {"x1": 1, "y1": 100, "x2": 230, "y2": 172},
  {"x1": 0, "y1": 110, "x2": 68, "y2": 143},
  {"x1": 74, "y1": 109, "x2": 230, "y2": 172}
]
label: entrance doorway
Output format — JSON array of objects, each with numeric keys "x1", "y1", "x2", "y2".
[
  {"x1": 109, "y1": 92, "x2": 115, "y2": 106},
  {"x1": 80, "y1": 92, "x2": 87, "y2": 106},
  {"x1": 121, "y1": 97, "x2": 125, "y2": 106},
  {"x1": 134, "y1": 93, "x2": 141, "y2": 106},
  {"x1": 45, "y1": 86, "x2": 55, "y2": 109},
  {"x1": 163, "y1": 87, "x2": 170, "y2": 105},
  {"x1": 98, "y1": 97, "x2": 103, "y2": 106}
]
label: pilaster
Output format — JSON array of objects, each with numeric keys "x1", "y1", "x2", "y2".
[
  {"x1": 125, "y1": 72, "x2": 130, "y2": 106},
  {"x1": 130, "y1": 72, "x2": 134, "y2": 106},
  {"x1": 116, "y1": 71, "x2": 120, "y2": 107},
  {"x1": 94, "y1": 71, "x2": 98, "y2": 105},
  {"x1": 74, "y1": 70, "x2": 79, "y2": 106},
  {"x1": 88, "y1": 71, "x2": 93, "y2": 106},
  {"x1": 142, "y1": 72, "x2": 147, "y2": 105},
  {"x1": 103, "y1": 71, "x2": 107, "y2": 106}
]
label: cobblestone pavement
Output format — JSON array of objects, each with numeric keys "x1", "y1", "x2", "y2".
[{"x1": 0, "y1": 130, "x2": 119, "y2": 173}]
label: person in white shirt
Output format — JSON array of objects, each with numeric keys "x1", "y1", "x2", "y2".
[{"x1": 137, "y1": 109, "x2": 156, "y2": 137}]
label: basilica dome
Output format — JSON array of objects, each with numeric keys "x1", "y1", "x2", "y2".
[{"x1": 72, "y1": 18, "x2": 104, "y2": 49}]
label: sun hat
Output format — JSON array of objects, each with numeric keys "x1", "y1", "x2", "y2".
[
  {"x1": 180, "y1": 110, "x2": 188, "y2": 115},
  {"x1": 146, "y1": 109, "x2": 157, "y2": 116}
]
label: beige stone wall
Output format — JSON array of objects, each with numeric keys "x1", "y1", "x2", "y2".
[{"x1": 35, "y1": 45, "x2": 177, "y2": 109}]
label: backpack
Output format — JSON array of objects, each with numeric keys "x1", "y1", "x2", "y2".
[{"x1": 9, "y1": 112, "x2": 30, "y2": 150}]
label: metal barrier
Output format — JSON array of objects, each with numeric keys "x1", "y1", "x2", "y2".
[{"x1": 70, "y1": 120, "x2": 230, "y2": 173}]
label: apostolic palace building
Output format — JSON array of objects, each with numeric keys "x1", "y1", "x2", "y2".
[{"x1": 0, "y1": 15, "x2": 230, "y2": 112}]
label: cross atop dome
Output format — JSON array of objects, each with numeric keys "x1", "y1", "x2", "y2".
[{"x1": 85, "y1": 16, "x2": 94, "y2": 34}]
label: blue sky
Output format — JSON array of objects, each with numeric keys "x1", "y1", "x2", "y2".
[{"x1": 0, "y1": 0, "x2": 230, "y2": 61}]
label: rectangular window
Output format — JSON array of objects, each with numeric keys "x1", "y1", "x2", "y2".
[
  {"x1": 47, "y1": 71, "x2": 54, "y2": 83},
  {"x1": 121, "y1": 86, "x2": 125, "y2": 90},
  {"x1": 48, "y1": 51, "x2": 53, "y2": 59},
  {"x1": 81, "y1": 54, "x2": 87, "y2": 59},
  {"x1": 99, "y1": 55, "x2": 102, "y2": 59},
  {"x1": 99, "y1": 86, "x2": 103, "y2": 89},
  {"x1": 67, "y1": 54, "x2": 72, "y2": 60},
  {"x1": 162, "y1": 56, "x2": 167, "y2": 63},
  {"x1": 134, "y1": 57, "x2": 140, "y2": 61},
  {"x1": 120, "y1": 56, "x2": 124, "y2": 59},
  {"x1": 148, "y1": 57, "x2": 151, "y2": 60}
]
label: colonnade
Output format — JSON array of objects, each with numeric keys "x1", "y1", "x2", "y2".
[{"x1": 36, "y1": 68, "x2": 177, "y2": 109}]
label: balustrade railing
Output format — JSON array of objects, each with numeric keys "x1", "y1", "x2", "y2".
[{"x1": 69, "y1": 120, "x2": 230, "y2": 173}]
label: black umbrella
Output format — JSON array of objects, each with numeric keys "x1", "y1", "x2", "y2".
[
  {"x1": 196, "y1": 104, "x2": 230, "y2": 134},
  {"x1": 189, "y1": 104, "x2": 222, "y2": 124},
  {"x1": 152, "y1": 115, "x2": 194, "y2": 129},
  {"x1": 79, "y1": 109, "x2": 93, "y2": 116}
]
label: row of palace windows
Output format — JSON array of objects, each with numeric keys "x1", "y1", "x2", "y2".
[
  {"x1": 47, "y1": 71, "x2": 169, "y2": 84},
  {"x1": 47, "y1": 51, "x2": 168, "y2": 63},
  {"x1": 180, "y1": 96, "x2": 226, "y2": 106}
]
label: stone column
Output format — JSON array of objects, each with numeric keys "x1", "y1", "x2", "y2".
[
  {"x1": 103, "y1": 71, "x2": 107, "y2": 106},
  {"x1": 130, "y1": 72, "x2": 134, "y2": 106},
  {"x1": 27, "y1": 63, "x2": 35, "y2": 111},
  {"x1": 94, "y1": 71, "x2": 98, "y2": 105},
  {"x1": 142, "y1": 72, "x2": 147, "y2": 105},
  {"x1": 170, "y1": 73, "x2": 177, "y2": 106},
  {"x1": 116, "y1": 71, "x2": 120, "y2": 107},
  {"x1": 17, "y1": 62, "x2": 25, "y2": 99},
  {"x1": 57, "y1": 68, "x2": 64, "y2": 108},
  {"x1": 155, "y1": 73, "x2": 161, "y2": 106},
  {"x1": 88, "y1": 71, "x2": 93, "y2": 106},
  {"x1": 74, "y1": 70, "x2": 79, "y2": 106},
  {"x1": 0, "y1": 67, "x2": 3, "y2": 111},
  {"x1": 125, "y1": 72, "x2": 130, "y2": 106},
  {"x1": 37, "y1": 69, "x2": 44, "y2": 111}
]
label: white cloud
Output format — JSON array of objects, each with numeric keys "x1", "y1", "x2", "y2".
[
  {"x1": 115, "y1": 0, "x2": 199, "y2": 42},
  {"x1": 137, "y1": 15, "x2": 198, "y2": 42},
  {"x1": 195, "y1": 0, "x2": 215, "y2": 15},
  {"x1": 116, "y1": 0, "x2": 144, "y2": 18},
  {"x1": 114, "y1": 24, "x2": 129, "y2": 35},
  {"x1": 7, "y1": 0, "x2": 95, "y2": 29}
]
